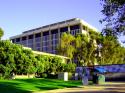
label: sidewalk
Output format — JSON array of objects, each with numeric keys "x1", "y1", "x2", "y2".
[{"x1": 34, "y1": 82, "x2": 125, "y2": 93}]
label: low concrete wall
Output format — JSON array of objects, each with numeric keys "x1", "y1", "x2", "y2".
[{"x1": 14, "y1": 74, "x2": 35, "y2": 79}]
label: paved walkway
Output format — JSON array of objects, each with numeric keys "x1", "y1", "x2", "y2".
[{"x1": 34, "y1": 82, "x2": 125, "y2": 93}]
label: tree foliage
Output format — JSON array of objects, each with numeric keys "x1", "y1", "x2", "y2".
[
  {"x1": 57, "y1": 32, "x2": 75, "y2": 59},
  {"x1": 101, "y1": 0, "x2": 125, "y2": 37},
  {"x1": 75, "y1": 31, "x2": 100, "y2": 66},
  {"x1": 57, "y1": 30, "x2": 125, "y2": 67},
  {"x1": 0, "y1": 40, "x2": 74, "y2": 79},
  {"x1": 97, "y1": 31, "x2": 125, "y2": 65},
  {"x1": 64, "y1": 62, "x2": 76, "y2": 72},
  {"x1": 0, "y1": 28, "x2": 4, "y2": 40},
  {"x1": 57, "y1": 31, "x2": 100, "y2": 66}
]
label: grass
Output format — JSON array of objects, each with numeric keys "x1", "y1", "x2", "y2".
[{"x1": 0, "y1": 78, "x2": 81, "y2": 93}]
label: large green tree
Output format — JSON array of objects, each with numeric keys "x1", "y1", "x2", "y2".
[
  {"x1": 0, "y1": 40, "x2": 17, "y2": 78},
  {"x1": 97, "y1": 32, "x2": 125, "y2": 65},
  {"x1": 57, "y1": 31, "x2": 125, "y2": 67},
  {"x1": 57, "y1": 31, "x2": 100, "y2": 66},
  {"x1": 0, "y1": 40, "x2": 38, "y2": 78},
  {"x1": 74, "y1": 31, "x2": 100, "y2": 66},
  {"x1": 57, "y1": 32, "x2": 75, "y2": 59}
]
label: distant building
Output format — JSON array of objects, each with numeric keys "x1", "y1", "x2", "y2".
[{"x1": 10, "y1": 18, "x2": 98, "y2": 54}]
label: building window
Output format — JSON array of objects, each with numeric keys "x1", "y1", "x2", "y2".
[
  {"x1": 70, "y1": 29, "x2": 80, "y2": 36},
  {"x1": 35, "y1": 33, "x2": 41, "y2": 38},
  {"x1": 16, "y1": 38, "x2": 20, "y2": 42},
  {"x1": 42, "y1": 41, "x2": 49, "y2": 47},
  {"x1": 70, "y1": 25, "x2": 80, "y2": 30},
  {"x1": 52, "y1": 40, "x2": 58, "y2": 46},
  {"x1": 22, "y1": 40, "x2": 27, "y2": 45},
  {"x1": 28, "y1": 35, "x2": 34, "y2": 39},
  {"x1": 52, "y1": 34, "x2": 58, "y2": 40},
  {"x1": 42, "y1": 47, "x2": 46, "y2": 52},
  {"x1": 42, "y1": 47, "x2": 49, "y2": 52},
  {"x1": 28, "y1": 44, "x2": 33, "y2": 49},
  {"x1": 52, "y1": 50, "x2": 56, "y2": 54},
  {"x1": 28, "y1": 39, "x2": 33, "y2": 44},
  {"x1": 42, "y1": 35, "x2": 49, "y2": 41},
  {"x1": 43, "y1": 31, "x2": 49, "y2": 36},
  {"x1": 52, "y1": 46, "x2": 57, "y2": 50},
  {"x1": 22, "y1": 36, "x2": 27, "y2": 41},
  {"x1": 36, "y1": 43, "x2": 41, "y2": 47},
  {"x1": 36, "y1": 47, "x2": 41, "y2": 51},
  {"x1": 35, "y1": 37, "x2": 41, "y2": 42},
  {"x1": 60, "y1": 27, "x2": 68, "y2": 32},
  {"x1": 51, "y1": 29, "x2": 58, "y2": 34}
]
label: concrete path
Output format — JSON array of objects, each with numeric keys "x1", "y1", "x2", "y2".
[{"x1": 34, "y1": 82, "x2": 125, "y2": 93}]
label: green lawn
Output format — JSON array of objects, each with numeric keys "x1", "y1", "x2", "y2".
[{"x1": 0, "y1": 78, "x2": 81, "y2": 93}]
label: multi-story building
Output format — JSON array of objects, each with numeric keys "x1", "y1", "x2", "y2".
[{"x1": 10, "y1": 18, "x2": 98, "y2": 54}]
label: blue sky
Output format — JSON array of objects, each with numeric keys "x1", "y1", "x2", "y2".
[{"x1": 0, "y1": 0, "x2": 104, "y2": 40}]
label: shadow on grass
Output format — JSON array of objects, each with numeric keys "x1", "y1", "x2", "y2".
[
  {"x1": 0, "y1": 78, "x2": 81, "y2": 93},
  {"x1": 15, "y1": 78, "x2": 81, "y2": 90},
  {"x1": 0, "y1": 81, "x2": 31, "y2": 93}
]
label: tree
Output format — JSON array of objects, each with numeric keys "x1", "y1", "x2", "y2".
[
  {"x1": 101, "y1": 0, "x2": 125, "y2": 37},
  {"x1": 0, "y1": 28, "x2": 4, "y2": 40},
  {"x1": 0, "y1": 40, "x2": 16, "y2": 78},
  {"x1": 57, "y1": 30, "x2": 125, "y2": 67},
  {"x1": 22, "y1": 49, "x2": 37, "y2": 74},
  {"x1": 0, "y1": 40, "x2": 37, "y2": 78},
  {"x1": 35, "y1": 55, "x2": 45, "y2": 75},
  {"x1": 64, "y1": 62, "x2": 76, "y2": 72},
  {"x1": 57, "y1": 32, "x2": 75, "y2": 59},
  {"x1": 97, "y1": 34, "x2": 125, "y2": 65},
  {"x1": 74, "y1": 31, "x2": 100, "y2": 66},
  {"x1": 57, "y1": 31, "x2": 100, "y2": 66},
  {"x1": 0, "y1": 39, "x2": 68, "y2": 79}
]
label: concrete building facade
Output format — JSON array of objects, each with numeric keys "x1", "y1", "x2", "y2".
[{"x1": 10, "y1": 18, "x2": 98, "y2": 54}]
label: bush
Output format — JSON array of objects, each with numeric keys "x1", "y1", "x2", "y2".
[
  {"x1": 64, "y1": 62, "x2": 76, "y2": 73},
  {"x1": 68, "y1": 72, "x2": 73, "y2": 80},
  {"x1": 0, "y1": 40, "x2": 66, "y2": 79},
  {"x1": 40, "y1": 73, "x2": 47, "y2": 78},
  {"x1": 0, "y1": 73, "x2": 4, "y2": 79}
]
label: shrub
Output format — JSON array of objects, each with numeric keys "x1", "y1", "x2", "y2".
[{"x1": 40, "y1": 73, "x2": 47, "y2": 78}]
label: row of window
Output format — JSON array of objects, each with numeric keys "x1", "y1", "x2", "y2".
[
  {"x1": 70, "y1": 29, "x2": 80, "y2": 36},
  {"x1": 12, "y1": 24, "x2": 80, "y2": 43},
  {"x1": 21, "y1": 42, "x2": 57, "y2": 53},
  {"x1": 14, "y1": 41, "x2": 57, "y2": 54},
  {"x1": 42, "y1": 46, "x2": 57, "y2": 54},
  {"x1": 13, "y1": 31, "x2": 76, "y2": 43},
  {"x1": 16, "y1": 40, "x2": 58, "y2": 46},
  {"x1": 32, "y1": 46, "x2": 57, "y2": 51}
]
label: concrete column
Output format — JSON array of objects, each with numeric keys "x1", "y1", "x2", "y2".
[
  {"x1": 40, "y1": 31, "x2": 43, "y2": 52},
  {"x1": 33, "y1": 33, "x2": 36, "y2": 50},
  {"x1": 58, "y1": 27, "x2": 61, "y2": 45},
  {"x1": 68, "y1": 25, "x2": 70, "y2": 33},
  {"x1": 20, "y1": 37, "x2": 22, "y2": 45},
  {"x1": 26, "y1": 36, "x2": 28, "y2": 47},
  {"x1": 80, "y1": 23, "x2": 83, "y2": 33},
  {"x1": 49, "y1": 30, "x2": 52, "y2": 53}
]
